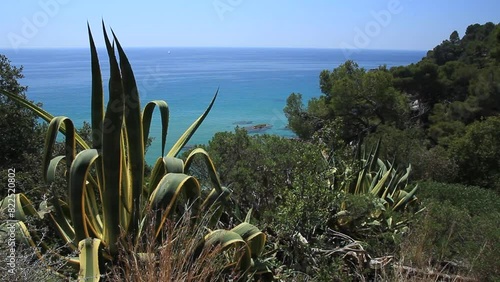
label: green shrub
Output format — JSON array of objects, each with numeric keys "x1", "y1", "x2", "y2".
[
  {"x1": 0, "y1": 54, "x2": 45, "y2": 202},
  {"x1": 364, "y1": 125, "x2": 427, "y2": 167},
  {"x1": 410, "y1": 145, "x2": 458, "y2": 183},
  {"x1": 417, "y1": 181, "x2": 500, "y2": 216},
  {"x1": 205, "y1": 128, "x2": 328, "y2": 227},
  {"x1": 206, "y1": 129, "x2": 420, "y2": 279},
  {"x1": 449, "y1": 116, "x2": 500, "y2": 192},
  {"x1": 401, "y1": 182, "x2": 500, "y2": 281}
]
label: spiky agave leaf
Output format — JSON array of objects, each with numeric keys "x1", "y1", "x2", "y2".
[
  {"x1": 0, "y1": 89, "x2": 89, "y2": 149},
  {"x1": 78, "y1": 238, "x2": 101, "y2": 281},
  {"x1": 199, "y1": 229, "x2": 252, "y2": 271},
  {"x1": 148, "y1": 173, "x2": 201, "y2": 238},
  {"x1": 231, "y1": 222, "x2": 266, "y2": 259},
  {"x1": 0, "y1": 23, "x2": 274, "y2": 280},
  {"x1": 142, "y1": 100, "x2": 170, "y2": 157},
  {"x1": 112, "y1": 30, "x2": 145, "y2": 242},
  {"x1": 167, "y1": 89, "x2": 218, "y2": 158}
]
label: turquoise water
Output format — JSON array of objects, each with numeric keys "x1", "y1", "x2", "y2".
[{"x1": 1, "y1": 47, "x2": 425, "y2": 163}]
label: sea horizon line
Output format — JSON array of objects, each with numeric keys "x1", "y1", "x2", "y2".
[{"x1": 0, "y1": 46, "x2": 427, "y2": 53}]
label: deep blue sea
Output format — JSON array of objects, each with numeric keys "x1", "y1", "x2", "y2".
[{"x1": 1, "y1": 47, "x2": 425, "y2": 164}]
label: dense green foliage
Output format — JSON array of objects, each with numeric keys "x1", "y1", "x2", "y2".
[
  {"x1": 280, "y1": 22, "x2": 500, "y2": 280},
  {"x1": 449, "y1": 116, "x2": 500, "y2": 191},
  {"x1": 285, "y1": 22, "x2": 500, "y2": 191},
  {"x1": 1, "y1": 21, "x2": 499, "y2": 281},
  {"x1": 403, "y1": 182, "x2": 500, "y2": 281},
  {"x1": 204, "y1": 128, "x2": 330, "y2": 228},
  {"x1": 203, "y1": 129, "x2": 420, "y2": 279},
  {"x1": 0, "y1": 55, "x2": 45, "y2": 200},
  {"x1": 284, "y1": 61, "x2": 409, "y2": 143},
  {"x1": 0, "y1": 27, "x2": 271, "y2": 281}
]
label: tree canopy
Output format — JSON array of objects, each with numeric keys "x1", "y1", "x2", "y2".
[
  {"x1": 0, "y1": 54, "x2": 45, "y2": 198},
  {"x1": 285, "y1": 61, "x2": 408, "y2": 143},
  {"x1": 284, "y1": 22, "x2": 500, "y2": 191}
]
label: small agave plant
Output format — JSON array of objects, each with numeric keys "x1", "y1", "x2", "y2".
[
  {"x1": 331, "y1": 139, "x2": 419, "y2": 231},
  {"x1": 0, "y1": 23, "x2": 271, "y2": 281}
]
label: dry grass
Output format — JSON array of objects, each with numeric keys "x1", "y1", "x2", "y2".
[
  {"x1": 105, "y1": 210, "x2": 245, "y2": 282},
  {"x1": 0, "y1": 244, "x2": 69, "y2": 281},
  {"x1": 1, "y1": 200, "x2": 254, "y2": 281},
  {"x1": 379, "y1": 217, "x2": 481, "y2": 282},
  {"x1": 0, "y1": 213, "x2": 73, "y2": 281}
]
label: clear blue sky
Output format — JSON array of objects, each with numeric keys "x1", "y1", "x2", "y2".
[{"x1": 1, "y1": 0, "x2": 499, "y2": 51}]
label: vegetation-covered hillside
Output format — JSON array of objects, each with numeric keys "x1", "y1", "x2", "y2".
[
  {"x1": 1, "y1": 22, "x2": 499, "y2": 281},
  {"x1": 285, "y1": 22, "x2": 500, "y2": 192},
  {"x1": 206, "y1": 22, "x2": 500, "y2": 280}
]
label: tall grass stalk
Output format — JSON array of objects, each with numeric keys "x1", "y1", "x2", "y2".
[{"x1": 106, "y1": 208, "x2": 245, "y2": 281}]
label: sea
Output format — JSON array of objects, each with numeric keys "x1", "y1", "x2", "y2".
[{"x1": 1, "y1": 47, "x2": 425, "y2": 164}]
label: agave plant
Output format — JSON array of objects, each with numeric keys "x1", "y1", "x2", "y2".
[
  {"x1": 336, "y1": 140, "x2": 418, "y2": 209},
  {"x1": 0, "y1": 23, "x2": 271, "y2": 281},
  {"x1": 329, "y1": 139, "x2": 419, "y2": 232}
]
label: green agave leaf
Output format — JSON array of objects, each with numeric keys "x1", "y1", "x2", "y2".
[
  {"x1": 69, "y1": 149, "x2": 100, "y2": 243},
  {"x1": 0, "y1": 193, "x2": 40, "y2": 222},
  {"x1": 48, "y1": 200, "x2": 76, "y2": 248},
  {"x1": 381, "y1": 186, "x2": 390, "y2": 202},
  {"x1": 147, "y1": 157, "x2": 167, "y2": 197},
  {"x1": 101, "y1": 21, "x2": 124, "y2": 255},
  {"x1": 396, "y1": 164, "x2": 412, "y2": 187},
  {"x1": 376, "y1": 158, "x2": 386, "y2": 171},
  {"x1": 370, "y1": 168, "x2": 392, "y2": 196},
  {"x1": 83, "y1": 181, "x2": 104, "y2": 239},
  {"x1": 381, "y1": 168, "x2": 397, "y2": 200},
  {"x1": 44, "y1": 155, "x2": 77, "y2": 245},
  {"x1": 164, "y1": 156, "x2": 185, "y2": 173},
  {"x1": 167, "y1": 89, "x2": 218, "y2": 158},
  {"x1": 393, "y1": 184, "x2": 418, "y2": 211},
  {"x1": 87, "y1": 23, "x2": 104, "y2": 151},
  {"x1": 120, "y1": 132, "x2": 133, "y2": 235},
  {"x1": 87, "y1": 23, "x2": 104, "y2": 194},
  {"x1": 244, "y1": 208, "x2": 254, "y2": 223},
  {"x1": 386, "y1": 194, "x2": 395, "y2": 207},
  {"x1": 202, "y1": 229, "x2": 252, "y2": 271},
  {"x1": 78, "y1": 238, "x2": 101, "y2": 281},
  {"x1": 201, "y1": 186, "x2": 231, "y2": 228},
  {"x1": 368, "y1": 138, "x2": 382, "y2": 171},
  {"x1": 43, "y1": 117, "x2": 76, "y2": 184},
  {"x1": 113, "y1": 30, "x2": 144, "y2": 240},
  {"x1": 386, "y1": 170, "x2": 400, "y2": 198},
  {"x1": 354, "y1": 167, "x2": 367, "y2": 194},
  {"x1": 231, "y1": 222, "x2": 266, "y2": 258},
  {"x1": 386, "y1": 217, "x2": 393, "y2": 228},
  {"x1": 0, "y1": 89, "x2": 89, "y2": 150},
  {"x1": 149, "y1": 173, "x2": 201, "y2": 238},
  {"x1": 184, "y1": 148, "x2": 223, "y2": 194},
  {"x1": 42, "y1": 117, "x2": 102, "y2": 214},
  {"x1": 368, "y1": 167, "x2": 382, "y2": 192},
  {"x1": 143, "y1": 100, "x2": 170, "y2": 156},
  {"x1": 45, "y1": 155, "x2": 66, "y2": 184}
]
